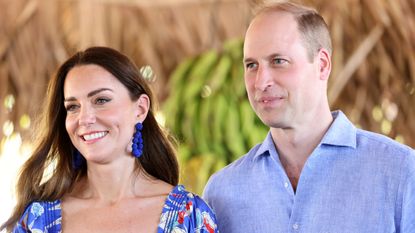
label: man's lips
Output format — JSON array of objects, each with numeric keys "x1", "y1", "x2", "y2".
[{"x1": 257, "y1": 96, "x2": 285, "y2": 103}]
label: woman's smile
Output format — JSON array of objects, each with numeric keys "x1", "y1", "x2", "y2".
[{"x1": 80, "y1": 131, "x2": 109, "y2": 142}]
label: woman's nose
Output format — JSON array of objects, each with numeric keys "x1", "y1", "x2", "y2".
[{"x1": 78, "y1": 105, "x2": 96, "y2": 126}]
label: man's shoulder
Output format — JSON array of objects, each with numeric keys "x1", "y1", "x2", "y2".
[
  {"x1": 204, "y1": 142, "x2": 265, "y2": 189},
  {"x1": 355, "y1": 128, "x2": 414, "y2": 155},
  {"x1": 215, "y1": 143, "x2": 262, "y2": 175}
]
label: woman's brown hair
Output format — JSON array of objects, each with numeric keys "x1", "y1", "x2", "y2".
[{"x1": 1, "y1": 47, "x2": 179, "y2": 231}]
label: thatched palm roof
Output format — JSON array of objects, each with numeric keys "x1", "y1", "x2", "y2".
[{"x1": 0, "y1": 0, "x2": 414, "y2": 147}]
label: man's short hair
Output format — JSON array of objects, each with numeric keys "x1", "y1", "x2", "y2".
[{"x1": 254, "y1": 1, "x2": 332, "y2": 62}]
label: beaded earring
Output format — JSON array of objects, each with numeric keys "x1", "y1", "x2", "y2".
[
  {"x1": 73, "y1": 149, "x2": 85, "y2": 169},
  {"x1": 132, "y1": 122, "x2": 144, "y2": 158}
]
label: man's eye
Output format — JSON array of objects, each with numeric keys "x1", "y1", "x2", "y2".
[
  {"x1": 246, "y1": 63, "x2": 257, "y2": 69},
  {"x1": 272, "y1": 58, "x2": 287, "y2": 65}
]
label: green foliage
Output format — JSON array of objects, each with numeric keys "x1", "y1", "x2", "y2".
[{"x1": 163, "y1": 39, "x2": 268, "y2": 194}]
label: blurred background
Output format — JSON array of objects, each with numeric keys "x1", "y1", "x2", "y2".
[{"x1": 1, "y1": 0, "x2": 414, "y2": 226}]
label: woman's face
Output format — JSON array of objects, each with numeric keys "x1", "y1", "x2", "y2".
[{"x1": 63, "y1": 64, "x2": 147, "y2": 164}]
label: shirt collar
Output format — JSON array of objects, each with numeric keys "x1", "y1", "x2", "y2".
[
  {"x1": 253, "y1": 132, "x2": 276, "y2": 160},
  {"x1": 320, "y1": 110, "x2": 357, "y2": 148},
  {"x1": 252, "y1": 110, "x2": 357, "y2": 160}
]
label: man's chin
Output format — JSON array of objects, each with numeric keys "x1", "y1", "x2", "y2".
[{"x1": 260, "y1": 117, "x2": 289, "y2": 129}]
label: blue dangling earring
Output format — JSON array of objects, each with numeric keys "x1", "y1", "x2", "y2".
[
  {"x1": 132, "y1": 122, "x2": 144, "y2": 158},
  {"x1": 72, "y1": 149, "x2": 85, "y2": 169}
]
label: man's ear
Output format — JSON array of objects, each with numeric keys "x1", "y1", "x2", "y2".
[
  {"x1": 318, "y1": 48, "x2": 331, "y2": 81},
  {"x1": 136, "y1": 94, "x2": 150, "y2": 122}
]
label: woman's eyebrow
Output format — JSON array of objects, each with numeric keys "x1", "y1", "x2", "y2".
[{"x1": 64, "y1": 88, "x2": 113, "y2": 102}]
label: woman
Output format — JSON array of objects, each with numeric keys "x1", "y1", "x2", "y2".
[{"x1": 1, "y1": 47, "x2": 218, "y2": 233}]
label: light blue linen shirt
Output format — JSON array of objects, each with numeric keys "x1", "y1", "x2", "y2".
[{"x1": 203, "y1": 111, "x2": 415, "y2": 233}]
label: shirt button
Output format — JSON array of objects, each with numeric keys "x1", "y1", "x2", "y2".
[
  {"x1": 284, "y1": 182, "x2": 289, "y2": 188},
  {"x1": 292, "y1": 223, "x2": 299, "y2": 230}
]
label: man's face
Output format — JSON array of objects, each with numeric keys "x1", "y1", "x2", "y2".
[{"x1": 243, "y1": 11, "x2": 325, "y2": 130}]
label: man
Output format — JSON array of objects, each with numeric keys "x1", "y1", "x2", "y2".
[{"x1": 203, "y1": 1, "x2": 415, "y2": 233}]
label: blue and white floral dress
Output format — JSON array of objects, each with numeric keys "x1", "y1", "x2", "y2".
[{"x1": 13, "y1": 185, "x2": 218, "y2": 233}]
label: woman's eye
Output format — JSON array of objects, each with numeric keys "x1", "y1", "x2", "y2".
[
  {"x1": 95, "y1": 98, "x2": 111, "y2": 104},
  {"x1": 65, "y1": 104, "x2": 78, "y2": 112}
]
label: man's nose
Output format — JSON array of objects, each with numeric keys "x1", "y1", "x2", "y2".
[
  {"x1": 254, "y1": 66, "x2": 273, "y2": 91},
  {"x1": 78, "y1": 105, "x2": 96, "y2": 126}
]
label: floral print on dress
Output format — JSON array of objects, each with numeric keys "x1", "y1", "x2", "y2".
[
  {"x1": 158, "y1": 185, "x2": 218, "y2": 233},
  {"x1": 13, "y1": 200, "x2": 61, "y2": 233},
  {"x1": 13, "y1": 185, "x2": 218, "y2": 233},
  {"x1": 30, "y1": 203, "x2": 44, "y2": 217}
]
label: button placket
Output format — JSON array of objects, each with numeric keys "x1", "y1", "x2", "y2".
[
  {"x1": 292, "y1": 223, "x2": 299, "y2": 230},
  {"x1": 284, "y1": 182, "x2": 289, "y2": 188}
]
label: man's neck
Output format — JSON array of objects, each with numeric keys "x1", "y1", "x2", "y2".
[{"x1": 270, "y1": 110, "x2": 333, "y2": 191}]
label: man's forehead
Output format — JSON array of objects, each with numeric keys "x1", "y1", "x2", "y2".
[
  {"x1": 244, "y1": 14, "x2": 299, "y2": 48},
  {"x1": 246, "y1": 11, "x2": 298, "y2": 39}
]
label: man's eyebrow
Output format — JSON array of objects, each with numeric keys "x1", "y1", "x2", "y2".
[
  {"x1": 268, "y1": 53, "x2": 284, "y2": 59},
  {"x1": 64, "y1": 88, "x2": 113, "y2": 102},
  {"x1": 243, "y1": 57, "x2": 255, "y2": 64},
  {"x1": 244, "y1": 53, "x2": 287, "y2": 63}
]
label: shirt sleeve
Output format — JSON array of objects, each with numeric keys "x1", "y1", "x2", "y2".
[
  {"x1": 400, "y1": 150, "x2": 415, "y2": 233},
  {"x1": 202, "y1": 174, "x2": 216, "y2": 210}
]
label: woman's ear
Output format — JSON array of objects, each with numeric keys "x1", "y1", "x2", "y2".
[
  {"x1": 136, "y1": 94, "x2": 150, "y2": 122},
  {"x1": 318, "y1": 48, "x2": 331, "y2": 81}
]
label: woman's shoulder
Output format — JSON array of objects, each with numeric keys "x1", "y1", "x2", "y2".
[
  {"x1": 166, "y1": 185, "x2": 213, "y2": 211},
  {"x1": 14, "y1": 200, "x2": 62, "y2": 233},
  {"x1": 158, "y1": 185, "x2": 218, "y2": 233}
]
